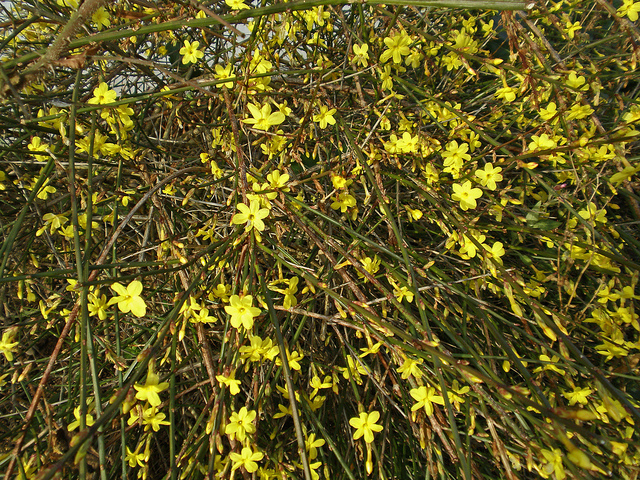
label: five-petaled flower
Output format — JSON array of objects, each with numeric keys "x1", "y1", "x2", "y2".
[
  {"x1": 108, "y1": 280, "x2": 147, "y2": 317},
  {"x1": 243, "y1": 102, "x2": 285, "y2": 131},
  {"x1": 229, "y1": 446, "x2": 264, "y2": 473},
  {"x1": 475, "y1": 163, "x2": 503, "y2": 190},
  {"x1": 349, "y1": 410, "x2": 384, "y2": 443},
  {"x1": 451, "y1": 181, "x2": 483, "y2": 211},
  {"x1": 495, "y1": 85, "x2": 517, "y2": 102},
  {"x1": 140, "y1": 406, "x2": 170, "y2": 431},
  {"x1": 224, "y1": 294, "x2": 262, "y2": 330},
  {"x1": 352, "y1": 44, "x2": 369, "y2": 67},
  {"x1": 410, "y1": 386, "x2": 445, "y2": 416},
  {"x1": 134, "y1": 367, "x2": 169, "y2": 407},
  {"x1": 88, "y1": 82, "x2": 117, "y2": 105},
  {"x1": 380, "y1": 30, "x2": 412, "y2": 63},
  {"x1": 179, "y1": 39, "x2": 204, "y2": 65},
  {"x1": 231, "y1": 199, "x2": 270, "y2": 232},
  {"x1": 225, "y1": 406, "x2": 257, "y2": 442},
  {"x1": 313, "y1": 105, "x2": 337, "y2": 129},
  {"x1": 92, "y1": 6, "x2": 110, "y2": 30},
  {"x1": 216, "y1": 371, "x2": 241, "y2": 395}
]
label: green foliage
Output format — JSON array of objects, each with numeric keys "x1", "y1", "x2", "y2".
[{"x1": 1, "y1": 0, "x2": 640, "y2": 479}]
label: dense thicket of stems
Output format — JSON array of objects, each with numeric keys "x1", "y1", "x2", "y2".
[{"x1": 1, "y1": 1, "x2": 639, "y2": 479}]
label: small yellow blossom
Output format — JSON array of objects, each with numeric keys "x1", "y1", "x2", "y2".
[
  {"x1": 229, "y1": 446, "x2": 263, "y2": 473},
  {"x1": 179, "y1": 39, "x2": 204, "y2": 64},
  {"x1": 0, "y1": 327, "x2": 19, "y2": 362},
  {"x1": 226, "y1": 0, "x2": 250, "y2": 9},
  {"x1": 224, "y1": 294, "x2": 261, "y2": 330},
  {"x1": 475, "y1": 163, "x2": 503, "y2": 190},
  {"x1": 313, "y1": 105, "x2": 337, "y2": 129},
  {"x1": 410, "y1": 386, "x2": 445, "y2": 416},
  {"x1": 231, "y1": 199, "x2": 270, "y2": 232},
  {"x1": 225, "y1": 406, "x2": 257, "y2": 442},
  {"x1": 352, "y1": 44, "x2": 369, "y2": 67},
  {"x1": 380, "y1": 30, "x2": 412, "y2": 64},
  {"x1": 214, "y1": 63, "x2": 234, "y2": 88},
  {"x1": 134, "y1": 367, "x2": 169, "y2": 407},
  {"x1": 243, "y1": 102, "x2": 285, "y2": 131},
  {"x1": 88, "y1": 82, "x2": 117, "y2": 105},
  {"x1": 108, "y1": 280, "x2": 147, "y2": 318},
  {"x1": 451, "y1": 181, "x2": 483, "y2": 211},
  {"x1": 92, "y1": 6, "x2": 110, "y2": 30},
  {"x1": 349, "y1": 410, "x2": 383, "y2": 443},
  {"x1": 618, "y1": 0, "x2": 640, "y2": 21}
]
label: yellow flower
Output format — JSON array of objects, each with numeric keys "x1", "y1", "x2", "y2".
[
  {"x1": 484, "y1": 241, "x2": 506, "y2": 268},
  {"x1": 231, "y1": 199, "x2": 270, "y2": 232},
  {"x1": 458, "y1": 231, "x2": 486, "y2": 259},
  {"x1": 331, "y1": 192, "x2": 356, "y2": 212},
  {"x1": 349, "y1": 410, "x2": 383, "y2": 443},
  {"x1": 191, "y1": 308, "x2": 215, "y2": 324},
  {"x1": 442, "y1": 140, "x2": 471, "y2": 166},
  {"x1": 331, "y1": 175, "x2": 349, "y2": 189},
  {"x1": 390, "y1": 278, "x2": 414, "y2": 303},
  {"x1": 88, "y1": 82, "x2": 117, "y2": 105},
  {"x1": 563, "y1": 386, "x2": 593, "y2": 406},
  {"x1": 225, "y1": 406, "x2": 256, "y2": 442},
  {"x1": 313, "y1": 105, "x2": 337, "y2": 129},
  {"x1": 0, "y1": 327, "x2": 19, "y2": 362},
  {"x1": 267, "y1": 169, "x2": 289, "y2": 190},
  {"x1": 92, "y1": 6, "x2": 110, "y2": 30},
  {"x1": 495, "y1": 86, "x2": 516, "y2": 102},
  {"x1": 358, "y1": 255, "x2": 381, "y2": 281},
  {"x1": 224, "y1": 294, "x2": 262, "y2": 330},
  {"x1": 566, "y1": 72, "x2": 587, "y2": 91},
  {"x1": 108, "y1": 280, "x2": 147, "y2": 317},
  {"x1": 475, "y1": 163, "x2": 503, "y2": 190},
  {"x1": 410, "y1": 386, "x2": 445, "y2": 416},
  {"x1": 28, "y1": 136, "x2": 48, "y2": 159},
  {"x1": 566, "y1": 104, "x2": 594, "y2": 121},
  {"x1": 67, "y1": 404, "x2": 95, "y2": 431},
  {"x1": 210, "y1": 283, "x2": 231, "y2": 302},
  {"x1": 226, "y1": 0, "x2": 250, "y2": 9},
  {"x1": 380, "y1": 30, "x2": 412, "y2": 63},
  {"x1": 352, "y1": 44, "x2": 369, "y2": 67},
  {"x1": 134, "y1": 367, "x2": 169, "y2": 407},
  {"x1": 179, "y1": 39, "x2": 204, "y2": 65},
  {"x1": 397, "y1": 356, "x2": 423, "y2": 380},
  {"x1": 216, "y1": 371, "x2": 241, "y2": 395},
  {"x1": 539, "y1": 102, "x2": 558, "y2": 122},
  {"x1": 451, "y1": 181, "x2": 483, "y2": 211},
  {"x1": 125, "y1": 445, "x2": 146, "y2": 468},
  {"x1": 139, "y1": 406, "x2": 170, "y2": 431},
  {"x1": 528, "y1": 133, "x2": 557, "y2": 152},
  {"x1": 229, "y1": 446, "x2": 263, "y2": 473},
  {"x1": 536, "y1": 448, "x2": 566, "y2": 480},
  {"x1": 379, "y1": 65, "x2": 393, "y2": 91},
  {"x1": 305, "y1": 433, "x2": 325, "y2": 460},
  {"x1": 243, "y1": 102, "x2": 285, "y2": 131},
  {"x1": 214, "y1": 63, "x2": 234, "y2": 88},
  {"x1": 88, "y1": 292, "x2": 108, "y2": 320},
  {"x1": 565, "y1": 20, "x2": 582, "y2": 39},
  {"x1": 618, "y1": 0, "x2": 640, "y2": 21}
]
